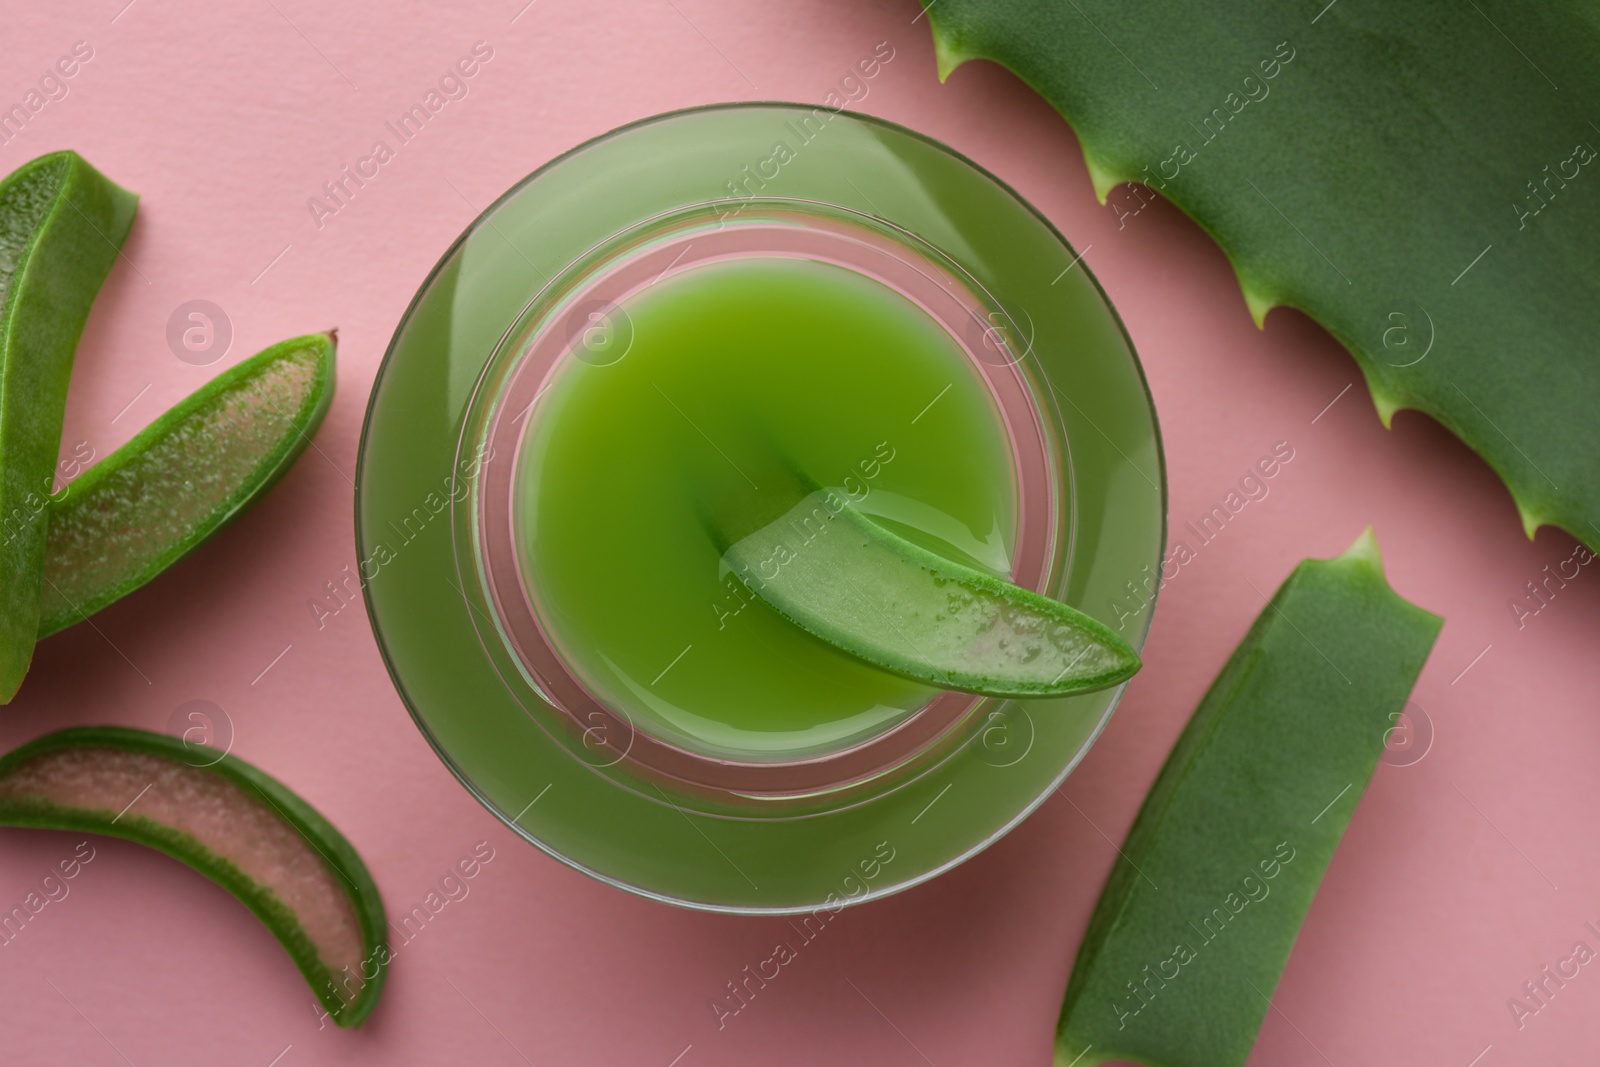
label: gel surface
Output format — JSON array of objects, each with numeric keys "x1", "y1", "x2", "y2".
[{"x1": 515, "y1": 257, "x2": 1020, "y2": 759}]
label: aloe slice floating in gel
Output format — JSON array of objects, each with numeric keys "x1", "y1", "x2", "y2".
[
  {"x1": 38, "y1": 332, "x2": 336, "y2": 638},
  {"x1": 0, "y1": 726, "x2": 387, "y2": 1026},
  {"x1": 722, "y1": 489, "x2": 1139, "y2": 698},
  {"x1": 0, "y1": 151, "x2": 138, "y2": 699},
  {"x1": 1054, "y1": 529, "x2": 1440, "y2": 1067}
]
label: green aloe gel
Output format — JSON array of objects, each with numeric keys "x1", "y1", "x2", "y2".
[{"x1": 516, "y1": 257, "x2": 1022, "y2": 759}]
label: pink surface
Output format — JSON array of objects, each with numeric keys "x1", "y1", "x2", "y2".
[{"x1": 2, "y1": 2, "x2": 1596, "y2": 1064}]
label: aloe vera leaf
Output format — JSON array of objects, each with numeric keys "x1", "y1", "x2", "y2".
[
  {"x1": 721, "y1": 489, "x2": 1139, "y2": 698},
  {"x1": 0, "y1": 726, "x2": 387, "y2": 1026},
  {"x1": 37, "y1": 332, "x2": 336, "y2": 638},
  {"x1": 0, "y1": 151, "x2": 137, "y2": 699},
  {"x1": 921, "y1": 1, "x2": 1600, "y2": 547},
  {"x1": 1054, "y1": 529, "x2": 1440, "y2": 1067}
]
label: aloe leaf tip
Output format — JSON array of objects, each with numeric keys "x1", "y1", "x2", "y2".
[{"x1": 1334, "y1": 525, "x2": 1381, "y2": 570}]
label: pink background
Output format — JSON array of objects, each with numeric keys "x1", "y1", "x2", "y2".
[{"x1": 2, "y1": 1, "x2": 1596, "y2": 1064}]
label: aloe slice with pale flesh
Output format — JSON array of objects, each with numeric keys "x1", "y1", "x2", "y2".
[
  {"x1": 721, "y1": 489, "x2": 1139, "y2": 698},
  {"x1": 38, "y1": 332, "x2": 336, "y2": 638},
  {"x1": 1054, "y1": 529, "x2": 1440, "y2": 1067},
  {"x1": 0, "y1": 151, "x2": 137, "y2": 700},
  {"x1": 0, "y1": 726, "x2": 387, "y2": 1026}
]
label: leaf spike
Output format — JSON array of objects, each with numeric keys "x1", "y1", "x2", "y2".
[
  {"x1": 1239, "y1": 277, "x2": 1277, "y2": 329},
  {"x1": 1082, "y1": 153, "x2": 1126, "y2": 205},
  {"x1": 1515, "y1": 498, "x2": 1545, "y2": 541},
  {"x1": 928, "y1": 20, "x2": 972, "y2": 82},
  {"x1": 1367, "y1": 379, "x2": 1407, "y2": 429},
  {"x1": 1334, "y1": 525, "x2": 1382, "y2": 571}
]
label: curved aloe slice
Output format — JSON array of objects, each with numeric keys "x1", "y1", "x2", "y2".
[
  {"x1": 722, "y1": 490, "x2": 1139, "y2": 697},
  {"x1": 38, "y1": 332, "x2": 336, "y2": 638},
  {"x1": 0, "y1": 151, "x2": 137, "y2": 699},
  {"x1": 0, "y1": 726, "x2": 387, "y2": 1026},
  {"x1": 1055, "y1": 530, "x2": 1441, "y2": 1067}
]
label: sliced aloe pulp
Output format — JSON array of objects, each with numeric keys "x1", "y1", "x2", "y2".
[
  {"x1": 38, "y1": 332, "x2": 336, "y2": 638},
  {"x1": 0, "y1": 151, "x2": 138, "y2": 700},
  {"x1": 0, "y1": 726, "x2": 387, "y2": 1026},
  {"x1": 721, "y1": 489, "x2": 1139, "y2": 698}
]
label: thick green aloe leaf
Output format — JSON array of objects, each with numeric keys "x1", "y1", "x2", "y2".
[
  {"x1": 0, "y1": 151, "x2": 137, "y2": 700},
  {"x1": 922, "y1": 1, "x2": 1600, "y2": 546},
  {"x1": 722, "y1": 489, "x2": 1139, "y2": 697},
  {"x1": 0, "y1": 726, "x2": 387, "y2": 1026},
  {"x1": 1055, "y1": 530, "x2": 1440, "y2": 1067},
  {"x1": 38, "y1": 332, "x2": 336, "y2": 638}
]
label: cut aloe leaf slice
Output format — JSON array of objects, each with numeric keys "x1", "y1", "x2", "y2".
[
  {"x1": 0, "y1": 726, "x2": 387, "y2": 1027},
  {"x1": 0, "y1": 151, "x2": 138, "y2": 700},
  {"x1": 1054, "y1": 529, "x2": 1441, "y2": 1067},
  {"x1": 721, "y1": 490, "x2": 1139, "y2": 698},
  {"x1": 38, "y1": 332, "x2": 336, "y2": 638}
]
